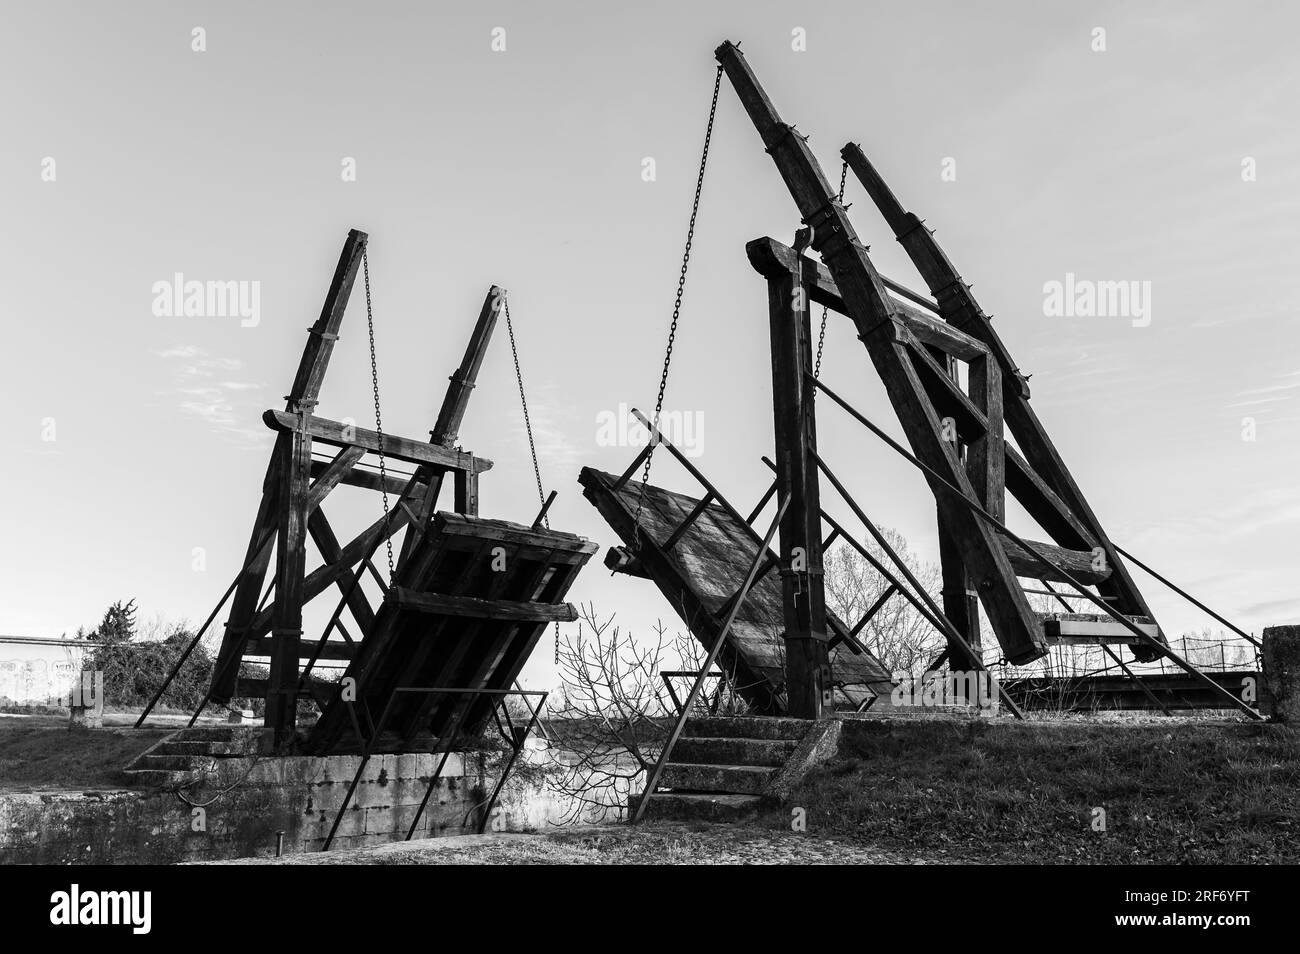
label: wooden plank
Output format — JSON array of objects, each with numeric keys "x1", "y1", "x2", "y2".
[
  {"x1": 747, "y1": 236, "x2": 989, "y2": 361},
  {"x1": 387, "y1": 587, "x2": 579, "y2": 623},
  {"x1": 263, "y1": 409, "x2": 493, "y2": 473},
  {"x1": 717, "y1": 41, "x2": 1046, "y2": 664}
]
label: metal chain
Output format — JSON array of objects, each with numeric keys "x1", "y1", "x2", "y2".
[
  {"x1": 362, "y1": 245, "x2": 395, "y2": 584},
  {"x1": 503, "y1": 293, "x2": 548, "y2": 526},
  {"x1": 501, "y1": 293, "x2": 560, "y2": 665},
  {"x1": 632, "y1": 64, "x2": 724, "y2": 543},
  {"x1": 813, "y1": 159, "x2": 849, "y2": 382}
]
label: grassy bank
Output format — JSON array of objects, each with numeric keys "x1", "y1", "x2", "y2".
[
  {"x1": 759, "y1": 717, "x2": 1300, "y2": 863},
  {"x1": 0, "y1": 721, "x2": 172, "y2": 792}
]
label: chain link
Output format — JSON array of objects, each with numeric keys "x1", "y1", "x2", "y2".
[
  {"x1": 632, "y1": 64, "x2": 724, "y2": 543},
  {"x1": 501, "y1": 293, "x2": 559, "y2": 664},
  {"x1": 362, "y1": 245, "x2": 395, "y2": 584},
  {"x1": 813, "y1": 159, "x2": 849, "y2": 383}
]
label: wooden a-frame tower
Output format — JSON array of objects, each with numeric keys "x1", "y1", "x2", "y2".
[
  {"x1": 153, "y1": 229, "x2": 596, "y2": 752},
  {"x1": 585, "y1": 45, "x2": 1261, "y2": 726}
]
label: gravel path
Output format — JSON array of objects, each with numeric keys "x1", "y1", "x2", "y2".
[{"x1": 209, "y1": 823, "x2": 949, "y2": 865}]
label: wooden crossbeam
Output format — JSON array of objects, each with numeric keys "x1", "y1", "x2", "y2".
[
  {"x1": 264, "y1": 410, "x2": 492, "y2": 473},
  {"x1": 747, "y1": 237, "x2": 988, "y2": 361},
  {"x1": 386, "y1": 587, "x2": 579, "y2": 623}
]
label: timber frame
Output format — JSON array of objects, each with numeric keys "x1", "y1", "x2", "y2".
[
  {"x1": 150, "y1": 228, "x2": 598, "y2": 751},
  {"x1": 583, "y1": 44, "x2": 1272, "y2": 724}
]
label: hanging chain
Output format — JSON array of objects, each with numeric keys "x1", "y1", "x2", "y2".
[
  {"x1": 502, "y1": 292, "x2": 559, "y2": 665},
  {"x1": 504, "y1": 293, "x2": 548, "y2": 526},
  {"x1": 632, "y1": 64, "x2": 724, "y2": 544},
  {"x1": 813, "y1": 159, "x2": 849, "y2": 382},
  {"x1": 363, "y1": 245, "x2": 395, "y2": 584}
]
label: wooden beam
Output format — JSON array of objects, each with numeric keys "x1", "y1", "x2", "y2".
[
  {"x1": 386, "y1": 587, "x2": 579, "y2": 623},
  {"x1": 309, "y1": 459, "x2": 421, "y2": 497},
  {"x1": 263, "y1": 409, "x2": 493, "y2": 473},
  {"x1": 746, "y1": 236, "x2": 989, "y2": 361},
  {"x1": 244, "y1": 636, "x2": 355, "y2": 661},
  {"x1": 1004, "y1": 446, "x2": 1098, "y2": 551},
  {"x1": 307, "y1": 446, "x2": 366, "y2": 512},
  {"x1": 718, "y1": 42, "x2": 1044, "y2": 664},
  {"x1": 999, "y1": 534, "x2": 1111, "y2": 586},
  {"x1": 769, "y1": 265, "x2": 832, "y2": 719}
]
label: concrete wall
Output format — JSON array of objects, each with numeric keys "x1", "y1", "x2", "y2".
[
  {"x1": 0, "y1": 743, "x2": 571, "y2": 864},
  {"x1": 0, "y1": 637, "x2": 88, "y2": 707}
]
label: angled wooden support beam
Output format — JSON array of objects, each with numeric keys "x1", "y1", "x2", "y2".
[
  {"x1": 907, "y1": 340, "x2": 988, "y2": 437},
  {"x1": 387, "y1": 587, "x2": 579, "y2": 623},
  {"x1": 308, "y1": 445, "x2": 366, "y2": 512},
  {"x1": 747, "y1": 236, "x2": 988, "y2": 361},
  {"x1": 307, "y1": 505, "x2": 376, "y2": 633},
  {"x1": 431, "y1": 286, "x2": 503, "y2": 448},
  {"x1": 1005, "y1": 447, "x2": 1098, "y2": 551},
  {"x1": 663, "y1": 491, "x2": 715, "y2": 552},
  {"x1": 849, "y1": 583, "x2": 899, "y2": 639},
  {"x1": 245, "y1": 506, "x2": 414, "y2": 641},
  {"x1": 264, "y1": 410, "x2": 493, "y2": 473},
  {"x1": 716, "y1": 41, "x2": 1044, "y2": 665},
  {"x1": 841, "y1": 142, "x2": 1164, "y2": 659}
]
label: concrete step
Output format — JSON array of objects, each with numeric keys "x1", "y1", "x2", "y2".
[
  {"x1": 681, "y1": 716, "x2": 810, "y2": 742},
  {"x1": 659, "y1": 762, "x2": 776, "y2": 795},
  {"x1": 137, "y1": 754, "x2": 209, "y2": 771},
  {"x1": 672, "y1": 735, "x2": 798, "y2": 767},
  {"x1": 630, "y1": 791, "x2": 765, "y2": 822},
  {"x1": 175, "y1": 726, "x2": 248, "y2": 742}
]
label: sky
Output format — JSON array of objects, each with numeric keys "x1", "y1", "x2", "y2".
[{"x1": 2, "y1": 1, "x2": 1297, "y2": 690}]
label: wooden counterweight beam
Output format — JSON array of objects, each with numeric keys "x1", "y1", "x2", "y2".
[{"x1": 716, "y1": 41, "x2": 1046, "y2": 664}]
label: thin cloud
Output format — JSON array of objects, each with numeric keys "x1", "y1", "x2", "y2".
[{"x1": 155, "y1": 346, "x2": 268, "y2": 448}]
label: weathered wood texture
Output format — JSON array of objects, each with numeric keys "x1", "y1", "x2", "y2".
[
  {"x1": 308, "y1": 513, "x2": 595, "y2": 754},
  {"x1": 717, "y1": 41, "x2": 1044, "y2": 664},
  {"x1": 579, "y1": 467, "x2": 894, "y2": 713},
  {"x1": 840, "y1": 142, "x2": 1165, "y2": 661}
]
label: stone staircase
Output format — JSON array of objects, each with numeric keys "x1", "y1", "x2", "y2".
[
  {"x1": 124, "y1": 726, "x2": 261, "y2": 786},
  {"x1": 633, "y1": 716, "x2": 813, "y2": 821}
]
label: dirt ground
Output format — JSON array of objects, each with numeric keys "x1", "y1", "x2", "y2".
[{"x1": 205, "y1": 823, "x2": 949, "y2": 865}]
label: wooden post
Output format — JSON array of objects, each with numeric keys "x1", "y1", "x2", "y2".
[
  {"x1": 265, "y1": 228, "x2": 367, "y2": 746},
  {"x1": 768, "y1": 261, "x2": 831, "y2": 719}
]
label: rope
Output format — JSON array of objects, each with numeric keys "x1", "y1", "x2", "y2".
[
  {"x1": 813, "y1": 160, "x2": 849, "y2": 382},
  {"x1": 632, "y1": 64, "x2": 724, "y2": 545},
  {"x1": 362, "y1": 245, "x2": 395, "y2": 584}
]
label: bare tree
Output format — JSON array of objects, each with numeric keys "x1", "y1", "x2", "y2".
[
  {"x1": 823, "y1": 528, "x2": 947, "y2": 677},
  {"x1": 546, "y1": 603, "x2": 744, "y2": 823}
]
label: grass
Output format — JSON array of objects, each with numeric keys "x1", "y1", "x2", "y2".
[
  {"x1": 0, "y1": 721, "x2": 172, "y2": 792},
  {"x1": 757, "y1": 717, "x2": 1300, "y2": 864}
]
